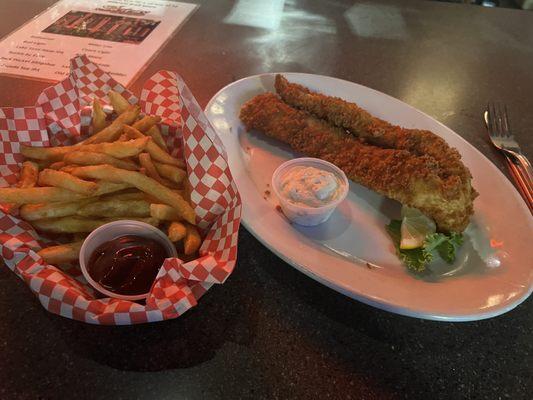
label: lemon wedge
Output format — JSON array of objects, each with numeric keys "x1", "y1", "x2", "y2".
[{"x1": 399, "y1": 206, "x2": 437, "y2": 250}]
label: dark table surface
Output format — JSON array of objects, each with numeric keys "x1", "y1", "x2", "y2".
[{"x1": 1, "y1": 1, "x2": 532, "y2": 399}]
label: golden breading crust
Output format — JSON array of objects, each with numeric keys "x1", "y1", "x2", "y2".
[
  {"x1": 275, "y1": 75, "x2": 474, "y2": 183},
  {"x1": 240, "y1": 92, "x2": 475, "y2": 233}
]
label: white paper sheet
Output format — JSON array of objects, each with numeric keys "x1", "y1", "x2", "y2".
[{"x1": 0, "y1": 0, "x2": 198, "y2": 85}]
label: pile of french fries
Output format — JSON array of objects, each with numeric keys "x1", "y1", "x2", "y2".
[{"x1": 0, "y1": 91, "x2": 201, "y2": 266}]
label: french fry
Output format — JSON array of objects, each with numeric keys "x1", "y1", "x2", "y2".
[
  {"x1": 173, "y1": 189, "x2": 186, "y2": 198},
  {"x1": 64, "y1": 151, "x2": 138, "y2": 171},
  {"x1": 141, "y1": 189, "x2": 185, "y2": 204},
  {"x1": 183, "y1": 178, "x2": 193, "y2": 204},
  {"x1": 146, "y1": 125, "x2": 168, "y2": 151},
  {"x1": 20, "y1": 200, "x2": 88, "y2": 221},
  {"x1": 175, "y1": 158, "x2": 186, "y2": 170},
  {"x1": 150, "y1": 203, "x2": 182, "y2": 221},
  {"x1": 87, "y1": 137, "x2": 149, "y2": 158},
  {"x1": 32, "y1": 216, "x2": 159, "y2": 233},
  {"x1": 38, "y1": 169, "x2": 97, "y2": 195},
  {"x1": 184, "y1": 223, "x2": 201, "y2": 255},
  {"x1": 132, "y1": 115, "x2": 161, "y2": 133},
  {"x1": 17, "y1": 161, "x2": 39, "y2": 188},
  {"x1": 33, "y1": 160, "x2": 51, "y2": 170},
  {"x1": 108, "y1": 90, "x2": 131, "y2": 114},
  {"x1": 0, "y1": 187, "x2": 88, "y2": 204},
  {"x1": 100, "y1": 191, "x2": 145, "y2": 201},
  {"x1": 32, "y1": 217, "x2": 102, "y2": 233},
  {"x1": 38, "y1": 241, "x2": 83, "y2": 264},
  {"x1": 153, "y1": 161, "x2": 186, "y2": 185},
  {"x1": 59, "y1": 165, "x2": 77, "y2": 174},
  {"x1": 132, "y1": 115, "x2": 167, "y2": 150},
  {"x1": 81, "y1": 105, "x2": 140, "y2": 145},
  {"x1": 21, "y1": 137, "x2": 149, "y2": 161},
  {"x1": 123, "y1": 125, "x2": 180, "y2": 166},
  {"x1": 92, "y1": 98, "x2": 107, "y2": 133},
  {"x1": 78, "y1": 199, "x2": 150, "y2": 217},
  {"x1": 94, "y1": 181, "x2": 132, "y2": 196},
  {"x1": 168, "y1": 221, "x2": 186, "y2": 242},
  {"x1": 49, "y1": 161, "x2": 66, "y2": 170},
  {"x1": 71, "y1": 165, "x2": 196, "y2": 224},
  {"x1": 138, "y1": 153, "x2": 163, "y2": 183},
  {"x1": 73, "y1": 233, "x2": 87, "y2": 242},
  {"x1": 18, "y1": 161, "x2": 39, "y2": 188},
  {"x1": 159, "y1": 178, "x2": 181, "y2": 190}
]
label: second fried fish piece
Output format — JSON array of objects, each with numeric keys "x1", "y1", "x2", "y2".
[{"x1": 275, "y1": 75, "x2": 475, "y2": 186}]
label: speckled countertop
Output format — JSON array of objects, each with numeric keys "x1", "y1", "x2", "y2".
[{"x1": 0, "y1": 1, "x2": 531, "y2": 399}]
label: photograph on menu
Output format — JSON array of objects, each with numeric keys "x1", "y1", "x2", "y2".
[{"x1": 42, "y1": 10, "x2": 161, "y2": 44}]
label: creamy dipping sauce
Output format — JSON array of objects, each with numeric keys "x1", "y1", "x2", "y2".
[{"x1": 279, "y1": 166, "x2": 343, "y2": 207}]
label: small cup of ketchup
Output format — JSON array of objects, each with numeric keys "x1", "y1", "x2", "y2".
[{"x1": 79, "y1": 220, "x2": 177, "y2": 301}]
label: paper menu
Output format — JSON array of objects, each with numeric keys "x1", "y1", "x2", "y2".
[{"x1": 0, "y1": 0, "x2": 197, "y2": 86}]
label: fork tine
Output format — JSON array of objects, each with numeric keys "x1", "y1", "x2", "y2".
[
  {"x1": 487, "y1": 102, "x2": 495, "y2": 133},
  {"x1": 502, "y1": 105, "x2": 511, "y2": 137},
  {"x1": 496, "y1": 103, "x2": 503, "y2": 136},
  {"x1": 492, "y1": 102, "x2": 499, "y2": 136},
  {"x1": 495, "y1": 102, "x2": 503, "y2": 137},
  {"x1": 496, "y1": 102, "x2": 503, "y2": 136}
]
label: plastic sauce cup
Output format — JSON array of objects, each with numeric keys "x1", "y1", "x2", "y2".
[
  {"x1": 271, "y1": 157, "x2": 349, "y2": 226},
  {"x1": 79, "y1": 220, "x2": 177, "y2": 301}
]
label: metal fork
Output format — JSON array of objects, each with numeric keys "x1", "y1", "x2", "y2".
[{"x1": 484, "y1": 103, "x2": 533, "y2": 211}]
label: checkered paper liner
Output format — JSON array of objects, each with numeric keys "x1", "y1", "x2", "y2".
[{"x1": 0, "y1": 55, "x2": 241, "y2": 325}]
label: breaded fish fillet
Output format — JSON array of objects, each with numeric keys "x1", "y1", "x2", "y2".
[
  {"x1": 240, "y1": 93, "x2": 474, "y2": 233},
  {"x1": 275, "y1": 75, "x2": 476, "y2": 188}
]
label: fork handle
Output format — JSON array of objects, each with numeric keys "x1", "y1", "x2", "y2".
[
  {"x1": 514, "y1": 153, "x2": 533, "y2": 188},
  {"x1": 505, "y1": 155, "x2": 533, "y2": 214},
  {"x1": 507, "y1": 150, "x2": 533, "y2": 194}
]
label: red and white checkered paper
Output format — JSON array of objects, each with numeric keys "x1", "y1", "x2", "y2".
[{"x1": 0, "y1": 55, "x2": 241, "y2": 325}]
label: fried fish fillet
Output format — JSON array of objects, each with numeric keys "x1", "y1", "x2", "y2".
[
  {"x1": 240, "y1": 92, "x2": 474, "y2": 233},
  {"x1": 275, "y1": 75, "x2": 473, "y2": 183}
]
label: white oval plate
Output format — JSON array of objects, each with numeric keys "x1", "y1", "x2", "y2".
[{"x1": 205, "y1": 73, "x2": 533, "y2": 321}]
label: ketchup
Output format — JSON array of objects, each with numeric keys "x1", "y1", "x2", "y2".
[{"x1": 87, "y1": 235, "x2": 168, "y2": 296}]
